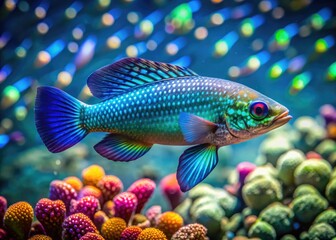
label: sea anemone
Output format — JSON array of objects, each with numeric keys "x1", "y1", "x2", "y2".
[
  {"x1": 290, "y1": 194, "x2": 328, "y2": 223},
  {"x1": 242, "y1": 177, "x2": 282, "y2": 211},
  {"x1": 79, "y1": 232, "x2": 105, "y2": 240},
  {"x1": 160, "y1": 173, "x2": 183, "y2": 209},
  {"x1": 28, "y1": 235, "x2": 52, "y2": 240},
  {"x1": 127, "y1": 178, "x2": 156, "y2": 213},
  {"x1": 62, "y1": 213, "x2": 98, "y2": 240},
  {"x1": 259, "y1": 202, "x2": 294, "y2": 236},
  {"x1": 49, "y1": 180, "x2": 77, "y2": 212},
  {"x1": 277, "y1": 149, "x2": 305, "y2": 186},
  {"x1": 101, "y1": 217, "x2": 126, "y2": 240},
  {"x1": 35, "y1": 198, "x2": 66, "y2": 239},
  {"x1": 137, "y1": 227, "x2": 167, "y2": 240},
  {"x1": 97, "y1": 175, "x2": 123, "y2": 202},
  {"x1": 64, "y1": 176, "x2": 83, "y2": 192},
  {"x1": 294, "y1": 159, "x2": 332, "y2": 192},
  {"x1": 248, "y1": 221, "x2": 276, "y2": 240},
  {"x1": 146, "y1": 205, "x2": 162, "y2": 226},
  {"x1": 82, "y1": 164, "x2": 105, "y2": 186},
  {"x1": 307, "y1": 223, "x2": 336, "y2": 240},
  {"x1": 78, "y1": 186, "x2": 104, "y2": 205},
  {"x1": 171, "y1": 223, "x2": 207, "y2": 240},
  {"x1": 3, "y1": 201, "x2": 34, "y2": 240},
  {"x1": 113, "y1": 192, "x2": 138, "y2": 223},
  {"x1": 93, "y1": 210, "x2": 108, "y2": 231},
  {"x1": 314, "y1": 209, "x2": 336, "y2": 229},
  {"x1": 326, "y1": 178, "x2": 336, "y2": 205},
  {"x1": 70, "y1": 196, "x2": 100, "y2": 220},
  {"x1": 156, "y1": 211, "x2": 184, "y2": 239},
  {"x1": 120, "y1": 226, "x2": 142, "y2": 240},
  {"x1": 0, "y1": 196, "x2": 7, "y2": 227}
]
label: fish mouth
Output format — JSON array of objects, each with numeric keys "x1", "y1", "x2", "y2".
[{"x1": 268, "y1": 110, "x2": 292, "y2": 131}]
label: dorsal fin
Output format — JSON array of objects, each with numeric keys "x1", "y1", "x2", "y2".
[{"x1": 87, "y1": 57, "x2": 198, "y2": 100}]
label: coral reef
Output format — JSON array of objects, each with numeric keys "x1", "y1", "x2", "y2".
[
  {"x1": 49, "y1": 180, "x2": 77, "y2": 212},
  {"x1": 97, "y1": 175, "x2": 123, "y2": 202},
  {"x1": 70, "y1": 196, "x2": 100, "y2": 220},
  {"x1": 101, "y1": 217, "x2": 126, "y2": 240},
  {"x1": 127, "y1": 178, "x2": 156, "y2": 213},
  {"x1": 113, "y1": 192, "x2": 138, "y2": 224},
  {"x1": 62, "y1": 213, "x2": 98, "y2": 240}
]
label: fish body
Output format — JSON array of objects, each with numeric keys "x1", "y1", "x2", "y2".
[{"x1": 35, "y1": 58, "x2": 291, "y2": 191}]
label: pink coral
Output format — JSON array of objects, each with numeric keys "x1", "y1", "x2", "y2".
[
  {"x1": 160, "y1": 174, "x2": 183, "y2": 209},
  {"x1": 146, "y1": 205, "x2": 162, "y2": 226},
  {"x1": 49, "y1": 180, "x2": 77, "y2": 212},
  {"x1": 80, "y1": 232, "x2": 105, "y2": 240},
  {"x1": 70, "y1": 196, "x2": 100, "y2": 220},
  {"x1": 78, "y1": 186, "x2": 103, "y2": 205},
  {"x1": 127, "y1": 178, "x2": 155, "y2": 213},
  {"x1": 0, "y1": 196, "x2": 7, "y2": 227},
  {"x1": 97, "y1": 175, "x2": 123, "y2": 202},
  {"x1": 120, "y1": 226, "x2": 142, "y2": 240},
  {"x1": 62, "y1": 213, "x2": 98, "y2": 240},
  {"x1": 113, "y1": 192, "x2": 138, "y2": 223},
  {"x1": 35, "y1": 198, "x2": 66, "y2": 239},
  {"x1": 0, "y1": 228, "x2": 7, "y2": 239}
]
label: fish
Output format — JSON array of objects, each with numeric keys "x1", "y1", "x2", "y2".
[{"x1": 35, "y1": 58, "x2": 292, "y2": 192}]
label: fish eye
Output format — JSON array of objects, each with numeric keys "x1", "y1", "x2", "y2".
[{"x1": 249, "y1": 101, "x2": 269, "y2": 120}]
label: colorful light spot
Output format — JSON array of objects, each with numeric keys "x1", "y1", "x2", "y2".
[
  {"x1": 290, "y1": 72, "x2": 311, "y2": 95},
  {"x1": 327, "y1": 62, "x2": 336, "y2": 81}
]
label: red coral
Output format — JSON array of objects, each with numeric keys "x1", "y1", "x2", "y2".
[
  {"x1": 113, "y1": 192, "x2": 138, "y2": 223},
  {"x1": 160, "y1": 173, "x2": 183, "y2": 209}
]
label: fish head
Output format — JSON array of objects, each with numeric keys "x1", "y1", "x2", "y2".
[{"x1": 223, "y1": 87, "x2": 292, "y2": 140}]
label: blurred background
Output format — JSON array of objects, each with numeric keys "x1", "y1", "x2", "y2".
[{"x1": 0, "y1": 0, "x2": 335, "y2": 206}]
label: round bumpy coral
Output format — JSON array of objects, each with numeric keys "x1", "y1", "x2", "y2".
[
  {"x1": 28, "y1": 235, "x2": 52, "y2": 240},
  {"x1": 160, "y1": 173, "x2": 183, "y2": 209},
  {"x1": 101, "y1": 217, "x2": 126, "y2": 240},
  {"x1": 127, "y1": 178, "x2": 156, "y2": 213},
  {"x1": 156, "y1": 211, "x2": 184, "y2": 239},
  {"x1": 314, "y1": 209, "x2": 336, "y2": 229},
  {"x1": 35, "y1": 198, "x2": 66, "y2": 239},
  {"x1": 113, "y1": 192, "x2": 138, "y2": 223},
  {"x1": 291, "y1": 194, "x2": 328, "y2": 223},
  {"x1": 0, "y1": 196, "x2": 7, "y2": 227},
  {"x1": 78, "y1": 186, "x2": 104, "y2": 204},
  {"x1": 64, "y1": 176, "x2": 83, "y2": 192},
  {"x1": 308, "y1": 223, "x2": 336, "y2": 240},
  {"x1": 62, "y1": 213, "x2": 98, "y2": 240},
  {"x1": 49, "y1": 180, "x2": 77, "y2": 211},
  {"x1": 146, "y1": 205, "x2": 162, "y2": 226},
  {"x1": 248, "y1": 221, "x2": 276, "y2": 240},
  {"x1": 277, "y1": 149, "x2": 305, "y2": 186},
  {"x1": 82, "y1": 164, "x2": 106, "y2": 186},
  {"x1": 3, "y1": 201, "x2": 34, "y2": 240},
  {"x1": 70, "y1": 196, "x2": 100, "y2": 220},
  {"x1": 242, "y1": 177, "x2": 282, "y2": 211},
  {"x1": 259, "y1": 202, "x2": 294, "y2": 236},
  {"x1": 97, "y1": 175, "x2": 123, "y2": 202},
  {"x1": 120, "y1": 226, "x2": 142, "y2": 240},
  {"x1": 171, "y1": 223, "x2": 207, "y2": 240},
  {"x1": 293, "y1": 184, "x2": 320, "y2": 198},
  {"x1": 79, "y1": 232, "x2": 105, "y2": 240},
  {"x1": 294, "y1": 159, "x2": 332, "y2": 192},
  {"x1": 326, "y1": 178, "x2": 336, "y2": 205},
  {"x1": 137, "y1": 228, "x2": 167, "y2": 240}
]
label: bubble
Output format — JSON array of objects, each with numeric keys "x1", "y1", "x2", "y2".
[
  {"x1": 57, "y1": 71, "x2": 72, "y2": 87},
  {"x1": 211, "y1": 13, "x2": 224, "y2": 25},
  {"x1": 107, "y1": 36, "x2": 121, "y2": 49},
  {"x1": 68, "y1": 42, "x2": 78, "y2": 53},
  {"x1": 194, "y1": 27, "x2": 208, "y2": 40},
  {"x1": 35, "y1": 51, "x2": 51, "y2": 67},
  {"x1": 72, "y1": 27, "x2": 83, "y2": 40},
  {"x1": 272, "y1": 7, "x2": 284, "y2": 19},
  {"x1": 65, "y1": 7, "x2": 77, "y2": 19},
  {"x1": 166, "y1": 43, "x2": 179, "y2": 55},
  {"x1": 228, "y1": 66, "x2": 240, "y2": 78},
  {"x1": 35, "y1": 6, "x2": 46, "y2": 19},
  {"x1": 37, "y1": 22, "x2": 49, "y2": 34},
  {"x1": 146, "y1": 40, "x2": 157, "y2": 51},
  {"x1": 259, "y1": 0, "x2": 272, "y2": 12},
  {"x1": 126, "y1": 45, "x2": 138, "y2": 57},
  {"x1": 127, "y1": 12, "x2": 139, "y2": 24},
  {"x1": 102, "y1": 13, "x2": 114, "y2": 26},
  {"x1": 15, "y1": 47, "x2": 27, "y2": 58},
  {"x1": 251, "y1": 39, "x2": 264, "y2": 51}
]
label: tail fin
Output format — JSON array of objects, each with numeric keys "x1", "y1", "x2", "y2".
[{"x1": 35, "y1": 86, "x2": 88, "y2": 153}]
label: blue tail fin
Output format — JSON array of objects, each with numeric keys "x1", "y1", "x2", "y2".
[{"x1": 35, "y1": 86, "x2": 88, "y2": 153}]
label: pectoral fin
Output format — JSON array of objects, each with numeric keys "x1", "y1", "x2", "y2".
[
  {"x1": 179, "y1": 112, "x2": 218, "y2": 143},
  {"x1": 177, "y1": 144, "x2": 219, "y2": 192},
  {"x1": 94, "y1": 134, "x2": 153, "y2": 161}
]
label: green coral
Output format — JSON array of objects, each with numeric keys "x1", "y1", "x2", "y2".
[
  {"x1": 326, "y1": 178, "x2": 336, "y2": 205},
  {"x1": 314, "y1": 209, "x2": 336, "y2": 229},
  {"x1": 259, "y1": 136, "x2": 293, "y2": 166},
  {"x1": 242, "y1": 177, "x2": 282, "y2": 211},
  {"x1": 315, "y1": 139, "x2": 336, "y2": 162},
  {"x1": 308, "y1": 223, "x2": 336, "y2": 240},
  {"x1": 188, "y1": 183, "x2": 216, "y2": 201},
  {"x1": 215, "y1": 188, "x2": 237, "y2": 217},
  {"x1": 259, "y1": 202, "x2": 294, "y2": 236},
  {"x1": 293, "y1": 184, "x2": 320, "y2": 198},
  {"x1": 280, "y1": 234, "x2": 297, "y2": 240},
  {"x1": 291, "y1": 194, "x2": 328, "y2": 223},
  {"x1": 248, "y1": 221, "x2": 276, "y2": 240},
  {"x1": 244, "y1": 164, "x2": 278, "y2": 183},
  {"x1": 294, "y1": 159, "x2": 332, "y2": 192},
  {"x1": 277, "y1": 149, "x2": 305, "y2": 186}
]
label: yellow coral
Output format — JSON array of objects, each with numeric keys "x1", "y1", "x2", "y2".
[
  {"x1": 156, "y1": 211, "x2": 184, "y2": 239},
  {"x1": 137, "y1": 228, "x2": 167, "y2": 240},
  {"x1": 101, "y1": 217, "x2": 126, "y2": 240},
  {"x1": 28, "y1": 235, "x2": 52, "y2": 240},
  {"x1": 64, "y1": 176, "x2": 83, "y2": 192},
  {"x1": 4, "y1": 201, "x2": 34, "y2": 240},
  {"x1": 82, "y1": 164, "x2": 105, "y2": 186}
]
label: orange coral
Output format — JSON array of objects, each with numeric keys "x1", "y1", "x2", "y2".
[
  {"x1": 82, "y1": 165, "x2": 105, "y2": 186},
  {"x1": 28, "y1": 235, "x2": 52, "y2": 240},
  {"x1": 80, "y1": 232, "x2": 105, "y2": 240},
  {"x1": 137, "y1": 228, "x2": 167, "y2": 240},
  {"x1": 4, "y1": 201, "x2": 34, "y2": 240},
  {"x1": 64, "y1": 176, "x2": 83, "y2": 192},
  {"x1": 101, "y1": 217, "x2": 126, "y2": 240},
  {"x1": 156, "y1": 211, "x2": 184, "y2": 239},
  {"x1": 78, "y1": 186, "x2": 104, "y2": 204},
  {"x1": 120, "y1": 226, "x2": 142, "y2": 240}
]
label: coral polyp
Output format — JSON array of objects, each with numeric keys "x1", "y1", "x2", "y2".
[
  {"x1": 113, "y1": 192, "x2": 138, "y2": 223},
  {"x1": 62, "y1": 213, "x2": 98, "y2": 240},
  {"x1": 127, "y1": 178, "x2": 156, "y2": 213},
  {"x1": 49, "y1": 180, "x2": 77, "y2": 211},
  {"x1": 97, "y1": 175, "x2": 123, "y2": 202}
]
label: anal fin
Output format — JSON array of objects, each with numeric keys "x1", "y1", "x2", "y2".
[
  {"x1": 94, "y1": 134, "x2": 153, "y2": 161},
  {"x1": 177, "y1": 144, "x2": 218, "y2": 192}
]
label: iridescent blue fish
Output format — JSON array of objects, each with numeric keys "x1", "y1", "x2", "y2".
[{"x1": 35, "y1": 58, "x2": 291, "y2": 191}]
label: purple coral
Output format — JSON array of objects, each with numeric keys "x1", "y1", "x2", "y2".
[
  {"x1": 0, "y1": 196, "x2": 7, "y2": 227},
  {"x1": 35, "y1": 198, "x2": 66, "y2": 239},
  {"x1": 113, "y1": 192, "x2": 138, "y2": 223},
  {"x1": 49, "y1": 180, "x2": 77, "y2": 212},
  {"x1": 97, "y1": 175, "x2": 123, "y2": 202},
  {"x1": 127, "y1": 178, "x2": 155, "y2": 213},
  {"x1": 62, "y1": 213, "x2": 98, "y2": 240},
  {"x1": 70, "y1": 196, "x2": 100, "y2": 220},
  {"x1": 226, "y1": 162, "x2": 256, "y2": 196},
  {"x1": 78, "y1": 186, "x2": 103, "y2": 205},
  {"x1": 29, "y1": 221, "x2": 46, "y2": 236}
]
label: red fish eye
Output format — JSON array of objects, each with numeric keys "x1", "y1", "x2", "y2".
[{"x1": 249, "y1": 101, "x2": 269, "y2": 120}]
